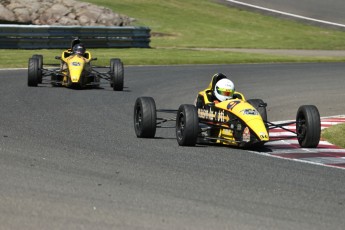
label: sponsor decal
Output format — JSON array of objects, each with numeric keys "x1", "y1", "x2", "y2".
[
  {"x1": 198, "y1": 108, "x2": 227, "y2": 122},
  {"x1": 222, "y1": 129, "x2": 233, "y2": 136},
  {"x1": 242, "y1": 126, "x2": 251, "y2": 142},
  {"x1": 72, "y1": 62, "x2": 81, "y2": 66},
  {"x1": 240, "y1": 109, "x2": 259, "y2": 116}
]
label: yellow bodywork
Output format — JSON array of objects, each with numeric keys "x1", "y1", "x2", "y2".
[
  {"x1": 196, "y1": 75, "x2": 269, "y2": 146},
  {"x1": 61, "y1": 50, "x2": 92, "y2": 85}
]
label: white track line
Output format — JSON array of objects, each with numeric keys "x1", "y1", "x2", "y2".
[{"x1": 250, "y1": 115, "x2": 345, "y2": 170}]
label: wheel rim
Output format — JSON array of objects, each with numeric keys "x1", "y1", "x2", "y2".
[
  {"x1": 135, "y1": 105, "x2": 142, "y2": 131},
  {"x1": 177, "y1": 113, "x2": 185, "y2": 140},
  {"x1": 297, "y1": 117, "x2": 306, "y2": 142}
]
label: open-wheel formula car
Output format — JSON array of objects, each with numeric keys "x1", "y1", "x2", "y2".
[
  {"x1": 27, "y1": 46, "x2": 124, "y2": 91},
  {"x1": 133, "y1": 76, "x2": 321, "y2": 149}
]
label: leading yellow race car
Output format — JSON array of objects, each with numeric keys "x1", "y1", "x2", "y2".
[
  {"x1": 134, "y1": 74, "x2": 321, "y2": 149},
  {"x1": 27, "y1": 39, "x2": 124, "y2": 91}
]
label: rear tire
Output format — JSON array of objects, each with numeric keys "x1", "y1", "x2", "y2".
[
  {"x1": 110, "y1": 58, "x2": 124, "y2": 91},
  {"x1": 28, "y1": 58, "x2": 39, "y2": 87},
  {"x1": 296, "y1": 105, "x2": 321, "y2": 148},
  {"x1": 176, "y1": 104, "x2": 199, "y2": 146},
  {"x1": 134, "y1": 97, "x2": 157, "y2": 138}
]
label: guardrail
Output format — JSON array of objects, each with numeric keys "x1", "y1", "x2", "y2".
[{"x1": 0, "y1": 24, "x2": 151, "y2": 49}]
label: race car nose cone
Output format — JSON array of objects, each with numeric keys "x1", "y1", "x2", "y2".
[{"x1": 71, "y1": 76, "x2": 79, "y2": 82}]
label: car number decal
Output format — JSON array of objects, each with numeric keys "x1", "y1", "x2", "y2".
[{"x1": 227, "y1": 100, "x2": 241, "y2": 110}]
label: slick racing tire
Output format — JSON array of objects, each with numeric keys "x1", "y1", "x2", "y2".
[
  {"x1": 247, "y1": 99, "x2": 267, "y2": 121},
  {"x1": 134, "y1": 97, "x2": 157, "y2": 138},
  {"x1": 28, "y1": 58, "x2": 40, "y2": 87},
  {"x1": 176, "y1": 104, "x2": 199, "y2": 146},
  {"x1": 296, "y1": 105, "x2": 321, "y2": 148},
  {"x1": 32, "y1": 54, "x2": 43, "y2": 84},
  {"x1": 110, "y1": 58, "x2": 124, "y2": 91}
]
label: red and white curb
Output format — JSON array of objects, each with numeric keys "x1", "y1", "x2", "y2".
[{"x1": 251, "y1": 115, "x2": 345, "y2": 170}]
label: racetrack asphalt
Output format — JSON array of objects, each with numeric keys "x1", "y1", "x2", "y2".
[
  {"x1": 2, "y1": 2, "x2": 345, "y2": 229},
  {"x1": 221, "y1": 0, "x2": 345, "y2": 27},
  {"x1": 1, "y1": 63, "x2": 345, "y2": 229},
  {"x1": 169, "y1": 47, "x2": 345, "y2": 57}
]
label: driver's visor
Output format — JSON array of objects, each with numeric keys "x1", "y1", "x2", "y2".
[{"x1": 216, "y1": 87, "x2": 233, "y2": 96}]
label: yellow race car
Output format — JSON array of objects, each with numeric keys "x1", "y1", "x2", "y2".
[
  {"x1": 134, "y1": 74, "x2": 321, "y2": 149},
  {"x1": 27, "y1": 40, "x2": 124, "y2": 91}
]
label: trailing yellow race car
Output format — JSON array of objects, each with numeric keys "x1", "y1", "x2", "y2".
[
  {"x1": 27, "y1": 40, "x2": 124, "y2": 91},
  {"x1": 134, "y1": 74, "x2": 321, "y2": 149}
]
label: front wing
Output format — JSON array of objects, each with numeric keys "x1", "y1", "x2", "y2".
[{"x1": 39, "y1": 66, "x2": 113, "y2": 86}]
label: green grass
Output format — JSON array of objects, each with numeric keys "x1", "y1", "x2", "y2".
[
  {"x1": 83, "y1": 0, "x2": 345, "y2": 49},
  {"x1": 1, "y1": 0, "x2": 345, "y2": 68},
  {"x1": 2, "y1": 48, "x2": 344, "y2": 68},
  {"x1": 322, "y1": 123, "x2": 345, "y2": 148}
]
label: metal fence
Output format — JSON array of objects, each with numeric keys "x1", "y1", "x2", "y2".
[{"x1": 0, "y1": 24, "x2": 151, "y2": 49}]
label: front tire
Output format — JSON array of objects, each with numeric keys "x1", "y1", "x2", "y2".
[
  {"x1": 176, "y1": 104, "x2": 199, "y2": 146},
  {"x1": 134, "y1": 97, "x2": 157, "y2": 138},
  {"x1": 296, "y1": 105, "x2": 321, "y2": 148},
  {"x1": 28, "y1": 58, "x2": 39, "y2": 87},
  {"x1": 110, "y1": 58, "x2": 124, "y2": 91},
  {"x1": 32, "y1": 54, "x2": 43, "y2": 84}
]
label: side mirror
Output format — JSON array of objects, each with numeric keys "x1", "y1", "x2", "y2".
[
  {"x1": 55, "y1": 56, "x2": 61, "y2": 60},
  {"x1": 259, "y1": 102, "x2": 267, "y2": 108}
]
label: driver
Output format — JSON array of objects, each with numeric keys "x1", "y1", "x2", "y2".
[
  {"x1": 213, "y1": 75, "x2": 235, "y2": 102},
  {"x1": 195, "y1": 73, "x2": 235, "y2": 108},
  {"x1": 72, "y1": 43, "x2": 86, "y2": 56}
]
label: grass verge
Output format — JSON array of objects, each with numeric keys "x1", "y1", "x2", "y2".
[
  {"x1": 83, "y1": 0, "x2": 345, "y2": 49},
  {"x1": 1, "y1": 48, "x2": 345, "y2": 68},
  {"x1": 322, "y1": 123, "x2": 345, "y2": 148}
]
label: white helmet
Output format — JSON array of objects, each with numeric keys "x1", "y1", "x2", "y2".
[{"x1": 214, "y1": 78, "x2": 235, "y2": 101}]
